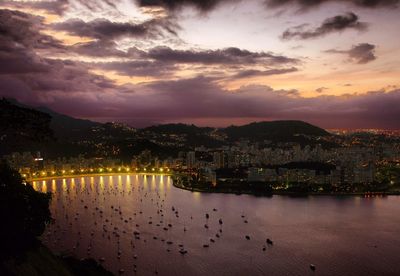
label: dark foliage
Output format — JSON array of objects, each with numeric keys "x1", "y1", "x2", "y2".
[
  {"x1": 144, "y1": 123, "x2": 212, "y2": 135},
  {"x1": 0, "y1": 162, "x2": 52, "y2": 258},
  {"x1": 223, "y1": 120, "x2": 330, "y2": 141},
  {"x1": 0, "y1": 98, "x2": 54, "y2": 155}
]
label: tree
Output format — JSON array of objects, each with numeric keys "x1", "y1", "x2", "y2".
[{"x1": 0, "y1": 161, "x2": 52, "y2": 258}]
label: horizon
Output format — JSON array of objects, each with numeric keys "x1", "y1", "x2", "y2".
[
  {"x1": 5, "y1": 96, "x2": 400, "y2": 131},
  {"x1": 0, "y1": 0, "x2": 399, "y2": 129}
]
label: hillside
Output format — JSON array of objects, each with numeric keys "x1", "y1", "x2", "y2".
[
  {"x1": 5, "y1": 98, "x2": 102, "y2": 141},
  {"x1": 222, "y1": 120, "x2": 330, "y2": 141},
  {"x1": 37, "y1": 106, "x2": 101, "y2": 141},
  {"x1": 144, "y1": 123, "x2": 212, "y2": 135},
  {"x1": 0, "y1": 99, "x2": 54, "y2": 155},
  {"x1": 1, "y1": 99, "x2": 334, "y2": 159}
]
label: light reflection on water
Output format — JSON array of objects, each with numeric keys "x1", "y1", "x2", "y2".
[{"x1": 34, "y1": 175, "x2": 400, "y2": 276}]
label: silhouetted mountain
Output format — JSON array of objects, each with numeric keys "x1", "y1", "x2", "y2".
[
  {"x1": 222, "y1": 120, "x2": 330, "y2": 141},
  {"x1": 4, "y1": 98, "x2": 102, "y2": 140},
  {"x1": 1, "y1": 99, "x2": 334, "y2": 159},
  {"x1": 144, "y1": 123, "x2": 212, "y2": 135},
  {"x1": 0, "y1": 98, "x2": 54, "y2": 155},
  {"x1": 36, "y1": 106, "x2": 101, "y2": 140}
]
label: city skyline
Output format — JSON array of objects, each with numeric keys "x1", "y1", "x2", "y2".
[{"x1": 1, "y1": 0, "x2": 400, "y2": 129}]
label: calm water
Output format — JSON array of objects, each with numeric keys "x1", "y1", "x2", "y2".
[{"x1": 33, "y1": 175, "x2": 400, "y2": 276}]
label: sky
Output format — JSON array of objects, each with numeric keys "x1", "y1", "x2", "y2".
[{"x1": 0, "y1": 0, "x2": 399, "y2": 129}]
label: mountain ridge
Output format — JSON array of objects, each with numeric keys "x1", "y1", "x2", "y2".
[{"x1": 1, "y1": 98, "x2": 333, "y2": 159}]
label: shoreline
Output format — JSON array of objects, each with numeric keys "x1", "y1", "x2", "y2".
[
  {"x1": 27, "y1": 172, "x2": 172, "y2": 182},
  {"x1": 27, "y1": 173, "x2": 399, "y2": 197},
  {"x1": 172, "y1": 182, "x2": 400, "y2": 197}
]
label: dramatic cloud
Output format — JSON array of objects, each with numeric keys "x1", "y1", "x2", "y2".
[
  {"x1": 88, "y1": 46, "x2": 299, "y2": 77},
  {"x1": 232, "y1": 68, "x2": 299, "y2": 79},
  {"x1": 71, "y1": 40, "x2": 129, "y2": 58},
  {"x1": 0, "y1": 9, "x2": 62, "y2": 50},
  {"x1": 145, "y1": 46, "x2": 299, "y2": 65},
  {"x1": 3, "y1": 74, "x2": 400, "y2": 129},
  {"x1": 52, "y1": 18, "x2": 174, "y2": 40},
  {"x1": 95, "y1": 60, "x2": 177, "y2": 77},
  {"x1": 6, "y1": 0, "x2": 397, "y2": 16},
  {"x1": 1, "y1": 0, "x2": 125, "y2": 15},
  {"x1": 326, "y1": 43, "x2": 377, "y2": 64},
  {"x1": 135, "y1": 0, "x2": 240, "y2": 12},
  {"x1": 0, "y1": 9, "x2": 65, "y2": 74},
  {"x1": 136, "y1": 0, "x2": 399, "y2": 13},
  {"x1": 0, "y1": 0, "x2": 69, "y2": 15},
  {"x1": 266, "y1": 0, "x2": 399, "y2": 10},
  {"x1": 281, "y1": 13, "x2": 367, "y2": 40},
  {"x1": 0, "y1": 0, "x2": 398, "y2": 130}
]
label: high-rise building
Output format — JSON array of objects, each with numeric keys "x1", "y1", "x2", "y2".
[
  {"x1": 34, "y1": 151, "x2": 44, "y2": 170},
  {"x1": 213, "y1": 152, "x2": 224, "y2": 169},
  {"x1": 187, "y1": 151, "x2": 196, "y2": 169}
]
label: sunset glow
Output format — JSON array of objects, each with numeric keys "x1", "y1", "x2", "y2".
[{"x1": 0, "y1": 0, "x2": 399, "y2": 128}]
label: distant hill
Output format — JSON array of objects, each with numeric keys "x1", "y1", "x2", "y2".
[
  {"x1": 36, "y1": 106, "x2": 101, "y2": 140},
  {"x1": 1, "y1": 99, "x2": 334, "y2": 159},
  {"x1": 4, "y1": 99, "x2": 102, "y2": 141},
  {"x1": 0, "y1": 98, "x2": 54, "y2": 155},
  {"x1": 144, "y1": 123, "x2": 212, "y2": 135},
  {"x1": 222, "y1": 120, "x2": 330, "y2": 141}
]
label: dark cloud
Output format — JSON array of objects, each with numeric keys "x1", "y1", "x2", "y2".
[
  {"x1": 136, "y1": 0, "x2": 399, "y2": 13},
  {"x1": 71, "y1": 40, "x2": 129, "y2": 58},
  {"x1": 232, "y1": 67, "x2": 298, "y2": 78},
  {"x1": 315, "y1": 87, "x2": 329, "y2": 93},
  {"x1": 52, "y1": 18, "x2": 170, "y2": 40},
  {"x1": 1, "y1": 0, "x2": 121, "y2": 15},
  {"x1": 26, "y1": 0, "x2": 69, "y2": 14},
  {"x1": 0, "y1": 9, "x2": 64, "y2": 74},
  {"x1": 281, "y1": 12, "x2": 367, "y2": 40},
  {"x1": 146, "y1": 46, "x2": 299, "y2": 65},
  {"x1": 0, "y1": 5, "x2": 397, "y2": 130},
  {"x1": 94, "y1": 60, "x2": 177, "y2": 77},
  {"x1": 0, "y1": 8, "x2": 121, "y2": 106},
  {"x1": 0, "y1": 9, "x2": 62, "y2": 50},
  {"x1": 266, "y1": 0, "x2": 399, "y2": 10},
  {"x1": 3, "y1": 74, "x2": 399, "y2": 129},
  {"x1": 0, "y1": 0, "x2": 68, "y2": 15},
  {"x1": 88, "y1": 47, "x2": 299, "y2": 78},
  {"x1": 135, "y1": 0, "x2": 239, "y2": 12},
  {"x1": 326, "y1": 43, "x2": 376, "y2": 64}
]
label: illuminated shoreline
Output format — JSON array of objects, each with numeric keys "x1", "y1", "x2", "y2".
[{"x1": 27, "y1": 172, "x2": 173, "y2": 182}]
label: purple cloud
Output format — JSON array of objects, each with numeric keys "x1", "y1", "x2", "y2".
[
  {"x1": 326, "y1": 43, "x2": 377, "y2": 64},
  {"x1": 281, "y1": 13, "x2": 368, "y2": 40}
]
